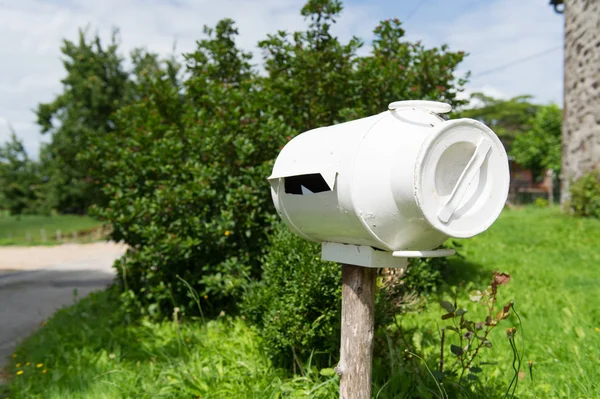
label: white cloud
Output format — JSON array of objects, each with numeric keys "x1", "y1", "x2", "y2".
[
  {"x1": 0, "y1": 0, "x2": 564, "y2": 158},
  {"x1": 455, "y1": 85, "x2": 512, "y2": 111},
  {"x1": 425, "y1": 0, "x2": 564, "y2": 106},
  {"x1": 0, "y1": 0, "x2": 378, "y2": 157}
]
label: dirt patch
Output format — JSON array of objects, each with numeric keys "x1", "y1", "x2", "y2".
[{"x1": 0, "y1": 241, "x2": 128, "y2": 271}]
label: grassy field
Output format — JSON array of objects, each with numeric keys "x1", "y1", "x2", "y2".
[
  {"x1": 2, "y1": 206, "x2": 599, "y2": 398},
  {"x1": 400, "y1": 206, "x2": 600, "y2": 398},
  {"x1": 1, "y1": 289, "x2": 337, "y2": 399},
  {"x1": 0, "y1": 214, "x2": 102, "y2": 245}
]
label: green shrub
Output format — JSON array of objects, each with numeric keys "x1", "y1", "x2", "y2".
[
  {"x1": 243, "y1": 223, "x2": 457, "y2": 370},
  {"x1": 242, "y1": 223, "x2": 342, "y2": 369},
  {"x1": 88, "y1": 21, "x2": 293, "y2": 318},
  {"x1": 569, "y1": 169, "x2": 600, "y2": 218},
  {"x1": 376, "y1": 244, "x2": 458, "y2": 329},
  {"x1": 84, "y1": 1, "x2": 468, "y2": 319},
  {"x1": 534, "y1": 197, "x2": 549, "y2": 208},
  {"x1": 404, "y1": 257, "x2": 448, "y2": 293}
]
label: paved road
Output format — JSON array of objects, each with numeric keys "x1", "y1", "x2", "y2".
[{"x1": 0, "y1": 243, "x2": 127, "y2": 381}]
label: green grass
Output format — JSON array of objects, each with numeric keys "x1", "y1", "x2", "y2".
[
  {"x1": 2, "y1": 289, "x2": 337, "y2": 399},
  {"x1": 3, "y1": 207, "x2": 600, "y2": 398},
  {"x1": 0, "y1": 214, "x2": 102, "y2": 245},
  {"x1": 398, "y1": 206, "x2": 600, "y2": 398}
]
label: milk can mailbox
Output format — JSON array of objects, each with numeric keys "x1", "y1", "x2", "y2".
[{"x1": 268, "y1": 100, "x2": 510, "y2": 268}]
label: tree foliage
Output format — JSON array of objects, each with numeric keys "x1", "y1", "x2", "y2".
[
  {"x1": 80, "y1": 0, "x2": 469, "y2": 318},
  {"x1": 259, "y1": 5, "x2": 468, "y2": 132},
  {"x1": 458, "y1": 93, "x2": 562, "y2": 179},
  {"x1": 0, "y1": 0, "x2": 470, "y2": 319},
  {"x1": 569, "y1": 169, "x2": 600, "y2": 218},
  {"x1": 457, "y1": 92, "x2": 539, "y2": 152},
  {"x1": 87, "y1": 20, "x2": 293, "y2": 317},
  {"x1": 242, "y1": 223, "x2": 342, "y2": 369},
  {"x1": 0, "y1": 133, "x2": 45, "y2": 214},
  {"x1": 511, "y1": 104, "x2": 562, "y2": 176},
  {"x1": 35, "y1": 29, "x2": 130, "y2": 214}
]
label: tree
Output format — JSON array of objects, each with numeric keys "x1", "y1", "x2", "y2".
[
  {"x1": 353, "y1": 18, "x2": 468, "y2": 116},
  {"x1": 258, "y1": 0, "x2": 361, "y2": 131},
  {"x1": 0, "y1": 133, "x2": 45, "y2": 214},
  {"x1": 82, "y1": 0, "x2": 472, "y2": 318},
  {"x1": 511, "y1": 104, "x2": 562, "y2": 177},
  {"x1": 457, "y1": 92, "x2": 539, "y2": 153},
  {"x1": 36, "y1": 29, "x2": 129, "y2": 214},
  {"x1": 86, "y1": 20, "x2": 293, "y2": 316},
  {"x1": 259, "y1": 0, "x2": 468, "y2": 132}
]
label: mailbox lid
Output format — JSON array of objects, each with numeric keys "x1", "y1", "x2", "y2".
[{"x1": 415, "y1": 118, "x2": 510, "y2": 238}]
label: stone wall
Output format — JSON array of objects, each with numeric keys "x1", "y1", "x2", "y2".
[{"x1": 561, "y1": 0, "x2": 600, "y2": 203}]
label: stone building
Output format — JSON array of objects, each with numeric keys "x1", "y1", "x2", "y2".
[{"x1": 558, "y1": 0, "x2": 600, "y2": 203}]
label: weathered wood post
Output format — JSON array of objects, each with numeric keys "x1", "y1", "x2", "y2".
[{"x1": 337, "y1": 264, "x2": 377, "y2": 399}]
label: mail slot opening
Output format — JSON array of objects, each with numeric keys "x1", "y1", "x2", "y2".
[{"x1": 284, "y1": 173, "x2": 332, "y2": 195}]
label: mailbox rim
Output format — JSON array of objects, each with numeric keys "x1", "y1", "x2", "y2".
[{"x1": 414, "y1": 118, "x2": 510, "y2": 238}]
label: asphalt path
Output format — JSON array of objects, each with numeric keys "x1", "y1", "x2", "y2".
[{"x1": 0, "y1": 243, "x2": 126, "y2": 383}]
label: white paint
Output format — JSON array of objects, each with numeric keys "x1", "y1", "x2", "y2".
[
  {"x1": 321, "y1": 242, "x2": 407, "y2": 269},
  {"x1": 269, "y1": 100, "x2": 509, "y2": 266},
  {"x1": 392, "y1": 249, "x2": 456, "y2": 258},
  {"x1": 437, "y1": 138, "x2": 492, "y2": 223},
  {"x1": 389, "y1": 100, "x2": 452, "y2": 114}
]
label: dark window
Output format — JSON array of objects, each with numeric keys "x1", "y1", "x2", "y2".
[{"x1": 284, "y1": 174, "x2": 331, "y2": 195}]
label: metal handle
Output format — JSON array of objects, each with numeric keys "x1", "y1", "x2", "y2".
[
  {"x1": 437, "y1": 138, "x2": 491, "y2": 223},
  {"x1": 388, "y1": 100, "x2": 452, "y2": 114}
]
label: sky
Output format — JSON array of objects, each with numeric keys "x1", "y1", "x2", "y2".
[{"x1": 0, "y1": 0, "x2": 564, "y2": 157}]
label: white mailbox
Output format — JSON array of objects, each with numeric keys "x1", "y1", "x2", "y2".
[{"x1": 268, "y1": 100, "x2": 509, "y2": 268}]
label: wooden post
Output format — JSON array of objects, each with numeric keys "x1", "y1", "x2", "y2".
[{"x1": 337, "y1": 264, "x2": 376, "y2": 399}]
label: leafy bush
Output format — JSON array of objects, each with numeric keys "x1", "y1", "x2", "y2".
[
  {"x1": 243, "y1": 223, "x2": 458, "y2": 370},
  {"x1": 88, "y1": 21, "x2": 291, "y2": 318},
  {"x1": 569, "y1": 169, "x2": 600, "y2": 218},
  {"x1": 36, "y1": 30, "x2": 130, "y2": 214},
  {"x1": 511, "y1": 104, "x2": 562, "y2": 177},
  {"x1": 534, "y1": 197, "x2": 549, "y2": 208},
  {"x1": 377, "y1": 243, "x2": 459, "y2": 330},
  {"x1": 404, "y1": 257, "x2": 448, "y2": 293},
  {"x1": 0, "y1": 134, "x2": 49, "y2": 215},
  {"x1": 81, "y1": 0, "x2": 469, "y2": 319},
  {"x1": 242, "y1": 223, "x2": 342, "y2": 369}
]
